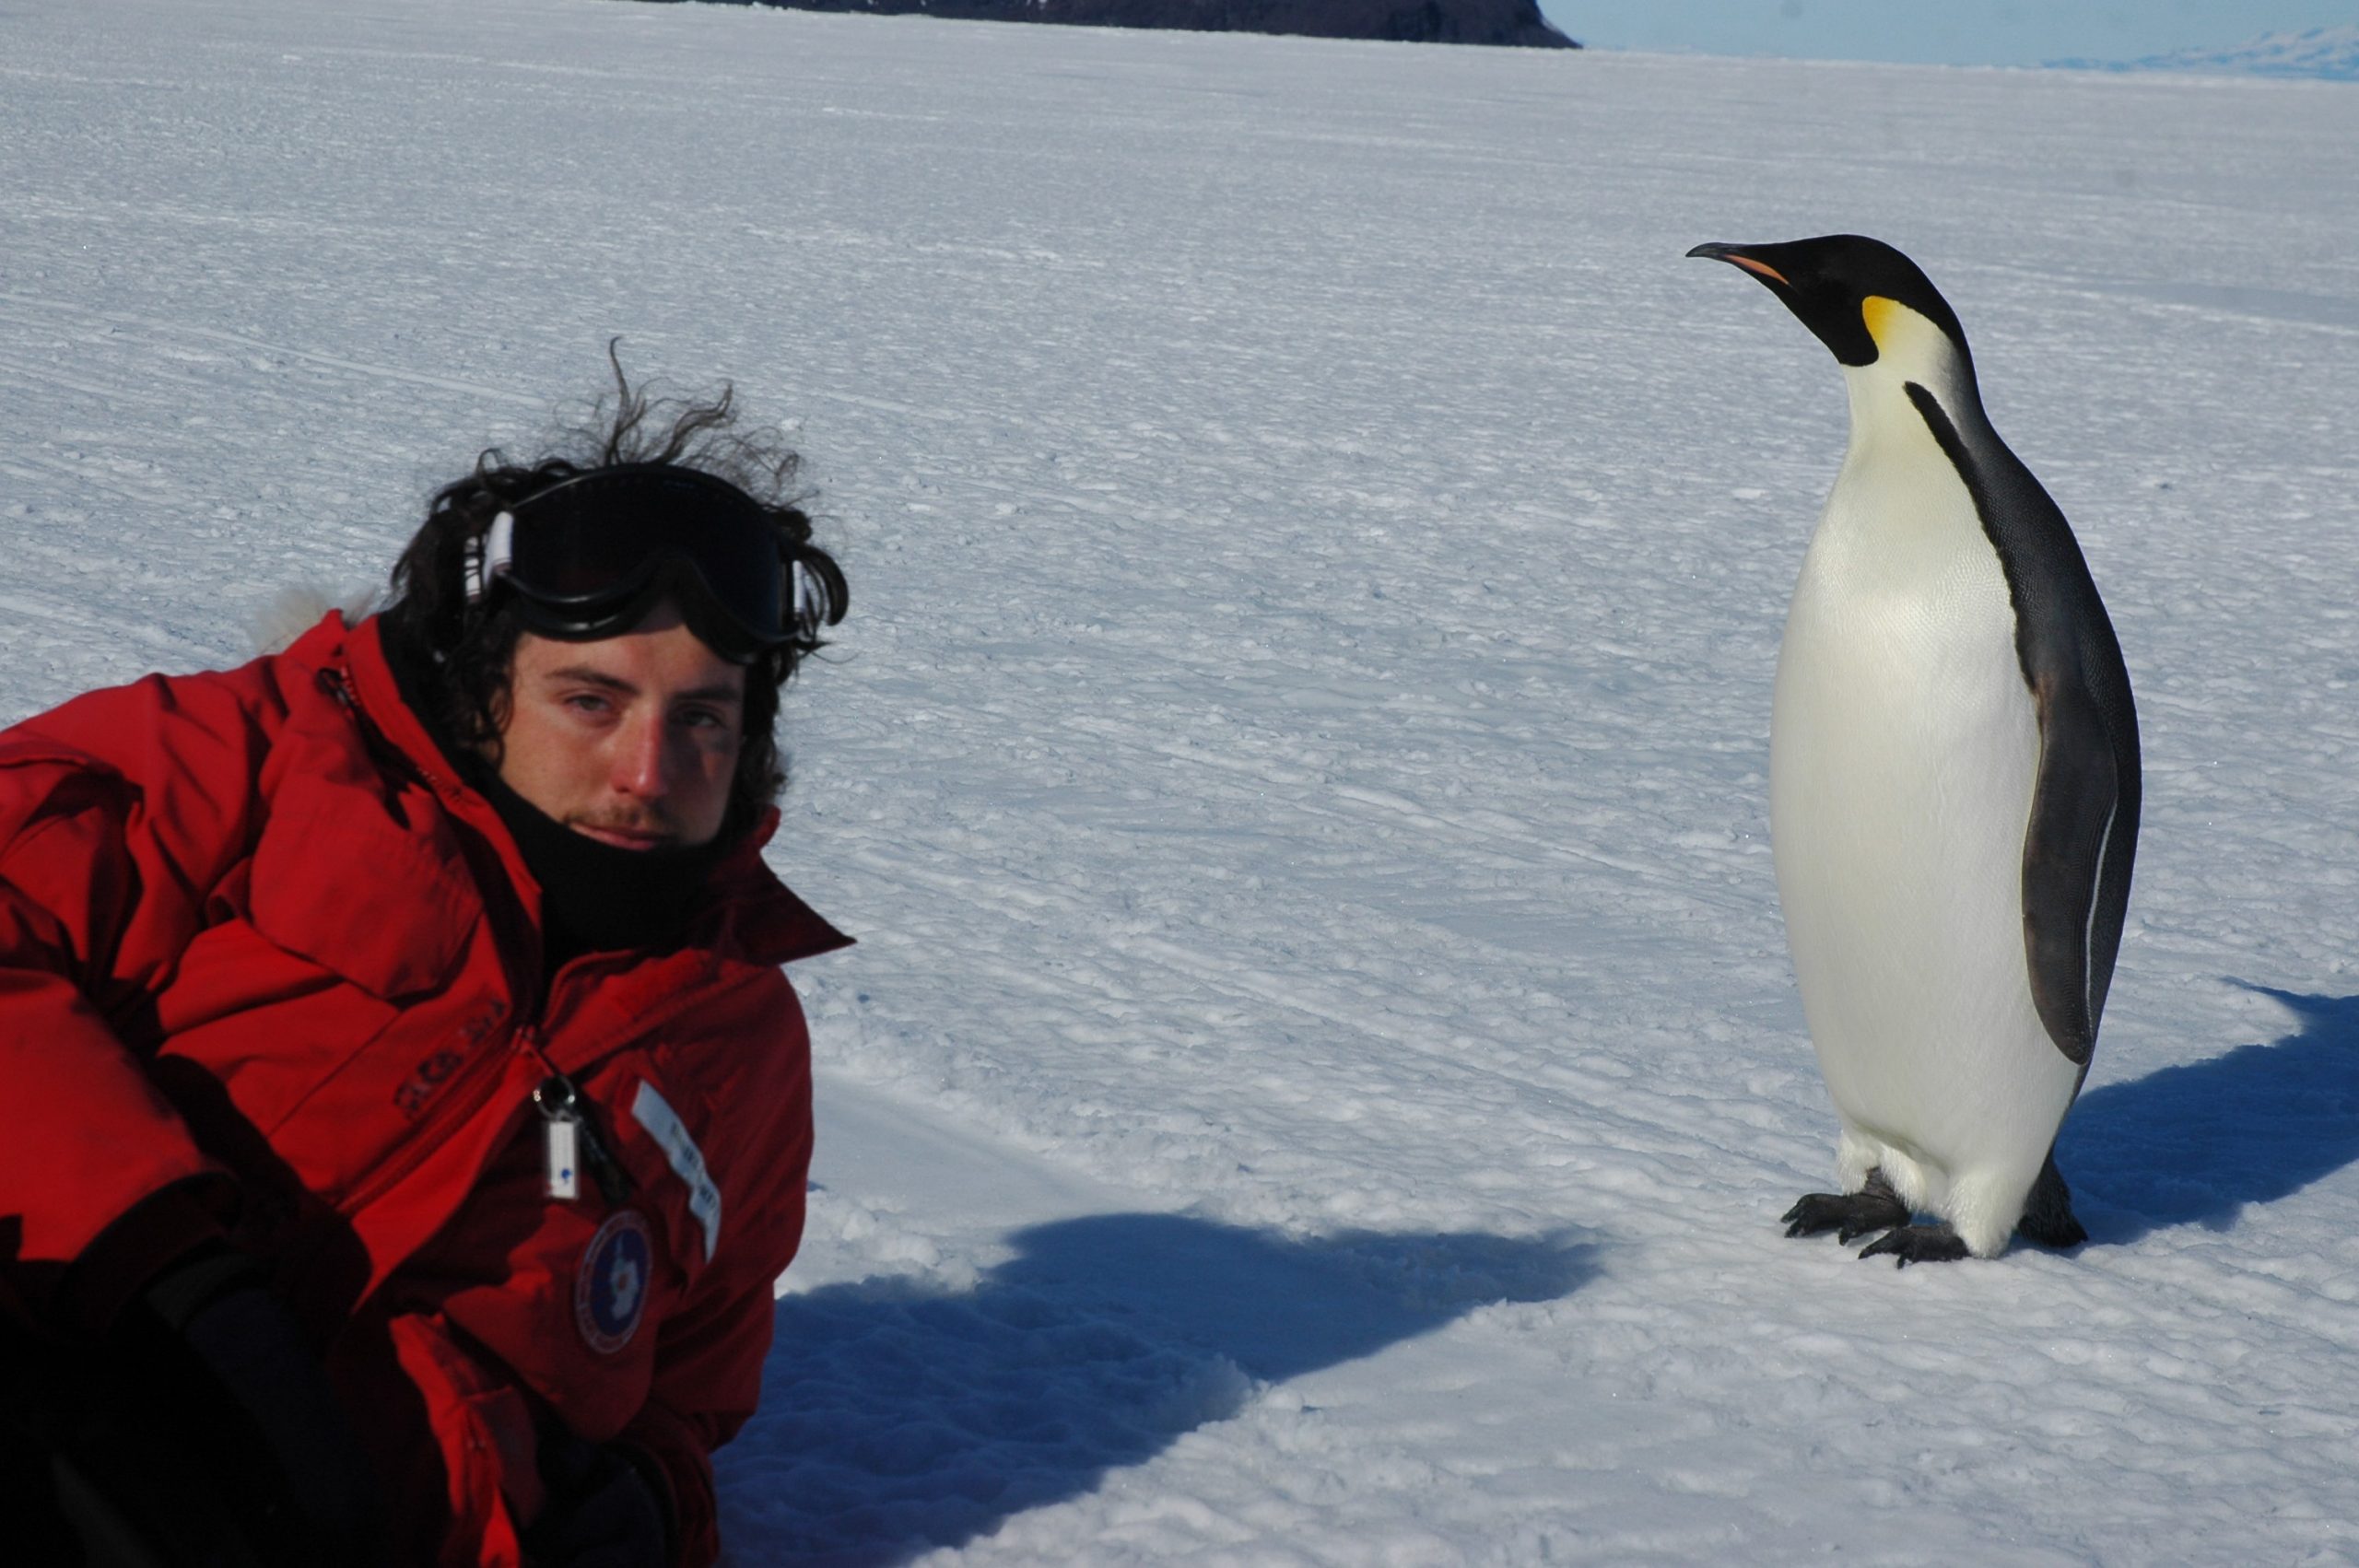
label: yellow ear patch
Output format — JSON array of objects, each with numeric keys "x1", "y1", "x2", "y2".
[{"x1": 1860, "y1": 295, "x2": 1903, "y2": 349}]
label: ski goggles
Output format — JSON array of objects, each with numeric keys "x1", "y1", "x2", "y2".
[{"x1": 467, "y1": 463, "x2": 838, "y2": 662}]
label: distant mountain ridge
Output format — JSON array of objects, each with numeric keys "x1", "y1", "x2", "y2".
[
  {"x1": 2050, "y1": 25, "x2": 2359, "y2": 81},
  {"x1": 687, "y1": 0, "x2": 1575, "y2": 47}
]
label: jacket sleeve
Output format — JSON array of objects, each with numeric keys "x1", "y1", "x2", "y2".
[
  {"x1": 0, "y1": 666, "x2": 289, "y2": 1323},
  {"x1": 619, "y1": 1100, "x2": 813, "y2": 1568}
]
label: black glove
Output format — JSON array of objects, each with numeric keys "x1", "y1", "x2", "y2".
[
  {"x1": 526, "y1": 1431, "x2": 673, "y2": 1568},
  {"x1": 142, "y1": 1247, "x2": 385, "y2": 1566}
]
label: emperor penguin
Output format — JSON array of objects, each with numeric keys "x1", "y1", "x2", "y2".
[{"x1": 1687, "y1": 235, "x2": 2140, "y2": 1264}]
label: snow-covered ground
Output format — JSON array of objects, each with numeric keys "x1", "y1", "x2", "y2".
[{"x1": 7, "y1": 1, "x2": 2359, "y2": 1562}]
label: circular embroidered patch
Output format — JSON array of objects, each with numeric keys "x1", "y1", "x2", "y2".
[{"x1": 575, "y1": 1209, "x2": 653, "y2": 1355}]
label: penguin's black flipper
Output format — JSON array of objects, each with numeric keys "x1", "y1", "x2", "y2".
[
  {"x1": 1857, "y1": 1224, "x2": 1969, "y2": 1267},
  {"x1": 2021, "y1": 673, "x2": 2137, "y2": 1068},
  {"x1": 1782, "y1": 1168, "x2": 1908, "y2": 1241}
]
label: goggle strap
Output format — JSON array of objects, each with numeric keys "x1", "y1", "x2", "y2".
[
  {"x1": 788, "y1": 558, "x2": 820, "y2": 638},
  {"x1": 468, "y1": 509, "x2": 519, "y2": 604}
]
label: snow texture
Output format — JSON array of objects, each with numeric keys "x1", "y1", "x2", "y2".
[{"x1": 6, "y1": 1, "x2": 2359, "y2": 1562}]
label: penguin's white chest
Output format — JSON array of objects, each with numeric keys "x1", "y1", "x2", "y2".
[{"x1": 1769, "y1": 402, "x2": 2073, "y2": 1195}]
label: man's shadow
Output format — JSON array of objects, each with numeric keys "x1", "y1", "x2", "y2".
[
  {"x1": 2062, "y1": 985, "x2": 2359, "y2": 1244},
  {"x1": 714, "y1": 1213, "x2": 1594, "y2": 1565}
]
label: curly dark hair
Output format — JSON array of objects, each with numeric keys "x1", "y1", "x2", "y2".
[{"x1": 380, "y1": 349, "x2": 844, "y2": 837}]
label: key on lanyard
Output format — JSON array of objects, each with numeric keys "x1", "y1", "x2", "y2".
[{"x1": 534, "y1": 1074, "x2": 632, "y2": 1204}]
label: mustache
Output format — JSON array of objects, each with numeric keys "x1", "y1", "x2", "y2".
[{"x1": 566, "y1": 809, "x2": 680, "y2": 841}]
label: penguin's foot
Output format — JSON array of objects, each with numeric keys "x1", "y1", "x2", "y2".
[
  {"x1": 1781, "y1": 1169, "x2": 1908, "y2": 1243},
  {"x1": 1857, "y1": 1223, "x2": 1970, "y2": 1267}
]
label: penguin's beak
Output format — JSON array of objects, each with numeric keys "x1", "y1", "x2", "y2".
[{"x1": 1687, "y1": 242, "x2": 1792, "y2": 287}]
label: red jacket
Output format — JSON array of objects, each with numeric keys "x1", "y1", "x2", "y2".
[{"x1": 0, "y1": 612, "x2": 849, "y2": 1565}]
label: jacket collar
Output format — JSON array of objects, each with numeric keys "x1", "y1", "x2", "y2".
[{"x1": 306, "y1": 611, "x2": 851, "y2": 969}]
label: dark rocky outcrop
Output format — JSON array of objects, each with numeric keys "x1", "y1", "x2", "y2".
[{"x1": 707, "y1": 0, "x2": 1576, "y2": 48}]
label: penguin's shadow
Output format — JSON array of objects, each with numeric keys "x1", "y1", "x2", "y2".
[
  {"x1": 2062, "y1": 984, "x2": 2359, "y2": 1244},
  {"x1": 713, "y1": 1212, "x2": 1594, "y2": 1566}
]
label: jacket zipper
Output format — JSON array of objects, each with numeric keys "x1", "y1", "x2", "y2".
[{"x1": 321, "y1": 655, "x2": 759, "y2": 1221}]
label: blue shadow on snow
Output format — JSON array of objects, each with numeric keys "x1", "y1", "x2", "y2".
[
  {"x1": 714, "y1": 1212, "x2": 1592, "y2": 1565},
  {"x1": 2061, "y1": 984, "x2": 2359, "y2": 1244}
]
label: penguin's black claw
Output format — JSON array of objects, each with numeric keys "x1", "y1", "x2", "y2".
[
  {"x1": 1857, "y1": 1224, "x2": 1970, "y2": 1267},
  {"x1": 1781, "y1": 1192, "x2": 1851, "y2": 1236},
  {"x1": 1780, "y1": 1180, "x2": 1908, "y2": 1242}
]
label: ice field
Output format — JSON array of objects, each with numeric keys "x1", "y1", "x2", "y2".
[{"x1": 6, "y1": 0, "x2": 2359, "y2": 1562}]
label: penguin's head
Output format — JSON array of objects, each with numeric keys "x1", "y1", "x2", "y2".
[{"x1": 1687, "y1": 234, "x2": 1973, "y2": 381}]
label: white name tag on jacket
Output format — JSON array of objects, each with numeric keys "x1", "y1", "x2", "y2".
[{"x1": 631, "y1": 1082, "x2": 722, "y2": 1262}]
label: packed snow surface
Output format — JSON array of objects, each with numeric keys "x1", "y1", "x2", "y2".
[{"x1": 6, "y1": 1, "x2": 2359, "y2": 1562}]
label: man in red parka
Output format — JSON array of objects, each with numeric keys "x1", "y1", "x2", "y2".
[{"x1": 0, "y1": 369, "x2": 851, "y2": 1567}]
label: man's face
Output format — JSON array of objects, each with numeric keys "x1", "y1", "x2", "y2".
[{"x1": 496, "y1": 601, "x2": 745, "y2": 849}]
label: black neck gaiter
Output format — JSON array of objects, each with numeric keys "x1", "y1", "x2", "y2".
[{"x1": 471, "y1": 765, "x2": 733, "y2": 966}]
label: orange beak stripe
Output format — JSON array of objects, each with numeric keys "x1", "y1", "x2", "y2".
[{"x1": 1726, "y1": 254, "x2": 1790, "y2": 287}]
